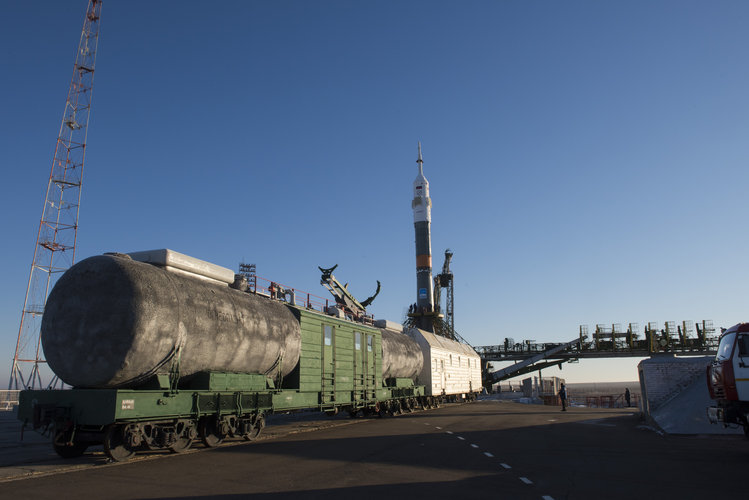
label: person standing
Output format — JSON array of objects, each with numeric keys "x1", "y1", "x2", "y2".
[
  {"x1": 625, "y1": 388, "x2": 631, "y2": 407},
  {"x1": 559, "y1": 383, "x2": 567, "y2": 411}
]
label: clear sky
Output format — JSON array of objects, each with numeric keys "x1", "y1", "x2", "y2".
[{"x1": 2, "y1": 0, "x2": 748, "y2": 385}]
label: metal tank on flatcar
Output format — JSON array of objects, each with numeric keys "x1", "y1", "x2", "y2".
[
  {"x1": 377, "y1": 320, "x2": 424, "y2": 380},
  {"x1": 41, "y1": 250, "x2": 301, "y2": 388}
]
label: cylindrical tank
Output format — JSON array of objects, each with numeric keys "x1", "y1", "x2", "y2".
[
  {"x1": 42, "y1": 254, "x2": 301, "y2": 388},
  {"x1": 380, "y1": 328, "x2": 423, "y2": 379}
]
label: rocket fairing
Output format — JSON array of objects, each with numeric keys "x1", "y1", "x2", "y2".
[{"x1": 412, "y1": 142, "x2": 434, "y2": 313}]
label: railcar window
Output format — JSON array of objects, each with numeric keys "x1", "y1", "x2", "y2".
[
  {"x1": 355, "y1": 332, "x2": 361, "y2": 350},
  {"x1": 739, "y1": 335, "x2": 749, "y2": 356},
  {"x1": 324, "y1": 325, "x2": 333, "y2": 346},
  {"x1": 367, "y1": 335, "x2": 372, "y2": 352},
  {"x1": 717, "y1": 332, "x2": 736, "y2": 361}
]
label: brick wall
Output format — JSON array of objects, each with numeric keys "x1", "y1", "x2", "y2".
[{"x1": 638, "y1": 355, "x2": 711, "y2": 413}]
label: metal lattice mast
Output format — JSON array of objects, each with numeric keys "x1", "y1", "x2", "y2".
[{"x1": 8, "y1": 0, "x2": 102, "y2": 390}]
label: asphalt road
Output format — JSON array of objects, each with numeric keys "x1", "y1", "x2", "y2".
[{"x1": 2, "y1": 400, "x2": 747, "y2": 499}]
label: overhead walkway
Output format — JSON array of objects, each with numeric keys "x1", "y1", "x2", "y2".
[
  {"x1": 484, "y1": 338, "x2": 581, "y2": 383},
  {"x1": 477, "y1": 320, "x2": 721, "y2": 384}
]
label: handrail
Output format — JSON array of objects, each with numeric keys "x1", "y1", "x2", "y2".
[
  {"x1": 0, "y1": 390, "x2": 20, "y2": 410},
  {"x1": 249, "y1": 275, "x2": 376, "y2": 324}
]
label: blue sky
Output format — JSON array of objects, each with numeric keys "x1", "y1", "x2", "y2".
[{"x1": 2, "y1": 0, "x2": 749, "y2": 384}]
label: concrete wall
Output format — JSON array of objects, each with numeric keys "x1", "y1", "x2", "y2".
[
  {"x1": 638, "y1": 355, "x2": 741, "y2": 434},
  {"x1": 638, "y1": 355, "x2": 710, "y2": 414}
]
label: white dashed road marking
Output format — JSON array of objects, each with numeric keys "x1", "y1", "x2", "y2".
[
  {"x1": 426, "y1": 419, "x2": 558, "y2": 498},
  {"x1": 433, "y1": 423, "x2": 550, "y2": 494}
]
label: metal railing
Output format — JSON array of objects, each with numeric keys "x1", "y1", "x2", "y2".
[
  {"x1": 251, "y1": 275, "x2": 331, "y2": 312},
  {"x1": 250, "y1": 275, "x2": 377, "y2": 326},
  {"x1": 0, "y1": 390, "x2": 20, "y2": 411},
  {"x1": 477, "y1": 321, "x2": 721, "y2": 362}
]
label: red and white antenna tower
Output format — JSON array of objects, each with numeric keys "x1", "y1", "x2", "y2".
[{"x1": 8, "y1": 0, "x2": 102, "y2": 390}]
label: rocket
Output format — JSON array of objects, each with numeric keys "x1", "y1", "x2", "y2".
[{"x1": 412, "y1": 142, "x2": 435, "y2": 327}]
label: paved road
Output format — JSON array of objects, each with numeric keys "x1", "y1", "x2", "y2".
[{"x1": 2, "y1": 401, "x2": 747, "y2": 499}]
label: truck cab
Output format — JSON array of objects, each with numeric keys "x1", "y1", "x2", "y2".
[{"x1": 707, "y1": 323, "x2": 749, "y2": 435}]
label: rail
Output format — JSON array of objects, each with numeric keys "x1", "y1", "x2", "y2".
[
  {"x1": 476, "y1": 322, "x2": 721, "y2": 362},
  {"x1": 538, "y1": 392, "x2": 640, "y2": 408},
  {"x1": 250, "y1": 275, "x2": 376, "y2": 324},
  {"x1": 578, "y1": 393, "x2": 640, "y2": 409},
  {"x1": 251, "y1": 275, "x2": 330, "y2": 312},
  {"x1": 0, "y1": 390, "x2": 20, "y2": 411}
]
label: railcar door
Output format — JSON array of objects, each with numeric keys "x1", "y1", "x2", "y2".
[
  {"x1": 352, "y1": 331, "x2": 375, "y2": 402},
  {"x1": 352, "y1": 331, "x2": 362, "y2": 402},
  {"x1": 440, "y1": 359, "x2": 446, "y2": 393},
  {"x1": 321, "y1": 324, "x2": 335, "y2": 404},
  {"x1": 365, "y1": 333, "x2": 375, "y2": 399}
]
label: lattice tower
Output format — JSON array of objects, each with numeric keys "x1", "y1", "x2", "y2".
[{"x1": 8, "y1": 0, "x2": 102, "y2": 390}]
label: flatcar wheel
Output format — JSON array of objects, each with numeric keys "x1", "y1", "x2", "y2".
[
  {"x1": 243, "y1": 415, "x2": 265, "y2": 441},
  {"x1": 169, "y1": 436, "x2": 193, "y2": 453},
  {"x1": 200, "y1": 417, "x2": 225, "y2": 447},
  {"x1": 393, "y1": 401, "x2": 403, "y2": 416},
  {"x1": 104, "y1": 425, "x2": 135, "y2": 462},
  {"x1": 170, "y1": 420, "x2": 196, "y2": 453},
  {"x1": 374, "y1": 402, "x2": 386, "y2": 418},
  {"x1": 53, "y1": 431, "x2": 88, "y2": 459}
]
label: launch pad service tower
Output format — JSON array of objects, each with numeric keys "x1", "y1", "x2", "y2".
[{"x1": 412, "y1": 143, "x2": 437, "y2": 331}]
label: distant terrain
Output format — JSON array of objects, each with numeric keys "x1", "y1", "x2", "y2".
[{"x1": 566, "y1": 381, "x2": 639, "y2": 397}]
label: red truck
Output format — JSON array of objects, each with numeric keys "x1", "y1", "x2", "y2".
[{"x1": 707, "y1": 323, "x2": 749, "y2": 435}]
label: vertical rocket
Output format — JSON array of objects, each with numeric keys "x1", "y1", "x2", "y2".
[{"x1": 412, "y1": 142, "x2": 435, "y2": 326}]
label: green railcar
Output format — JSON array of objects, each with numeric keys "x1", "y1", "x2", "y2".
[{"x1": 17, "y1": 305, "x2": 429, "y2": 462}]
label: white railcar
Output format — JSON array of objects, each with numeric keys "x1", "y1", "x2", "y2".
[{"x1": 407, "y1": 328, "x2": 482, "y2": 398}]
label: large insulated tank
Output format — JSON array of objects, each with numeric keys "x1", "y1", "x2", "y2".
[
  {"x1": 41, "y1": 250, "x2": 301, "y2": 388},
  {"x1": 377, "y1": 320, "x2": 423, "y2": 379}
]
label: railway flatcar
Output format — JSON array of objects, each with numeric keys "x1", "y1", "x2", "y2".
[{"x1": 17, "y1": 249, "x2": 480, "y2": 461}]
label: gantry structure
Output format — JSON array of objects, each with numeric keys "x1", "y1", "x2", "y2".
[
  {"x1": 9, "y1": 0, "x2": 102, "y2": 390},
  {"x1": 477, "y1": 320, "x2": 720, "y2": 384}
]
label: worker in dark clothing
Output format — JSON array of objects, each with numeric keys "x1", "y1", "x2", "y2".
[
  {"x1": 559, "y1": 383, "x2": 567, "y2": 411},
  {"x1": 625, "y1": 388, "x2": 631, "y2": 407}
]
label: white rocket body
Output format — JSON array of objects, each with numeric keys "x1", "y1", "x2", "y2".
[
  {"x1": 412, "y1": 144, "x2": 434, "y2": 313},
  {"x1": 413, "y1": 163, "x2": 431, "y2": 223}
]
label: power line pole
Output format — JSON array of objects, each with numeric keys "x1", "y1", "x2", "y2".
[{"x1": 9, "y1": 0, "x2": 102, "y2": 390}]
